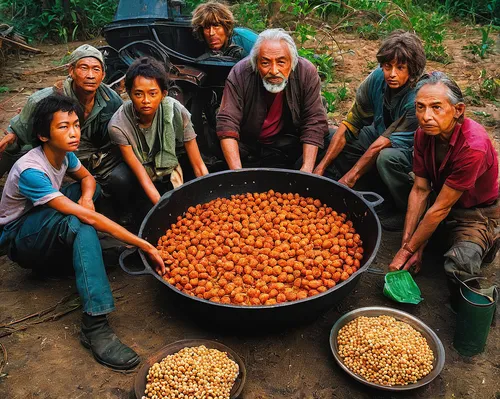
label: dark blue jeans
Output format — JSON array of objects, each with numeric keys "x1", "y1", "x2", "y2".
[{"x1": 1, "y1": 183, "x2": 115, "y2": 315}]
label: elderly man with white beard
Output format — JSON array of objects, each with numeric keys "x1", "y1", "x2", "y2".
[{"x1": 216, "y1": 29, "x2": 329, "y2": 171}]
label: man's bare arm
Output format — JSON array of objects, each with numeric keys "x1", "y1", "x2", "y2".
[
  {"x1": 301, "y1": 143, "x2": 319, "y2": 173},
  {"x1": 313, "y1": 124, "x2": 347, "y2": 176},
  {"x1": 220, "y1": 138, "x2": 242, "y2": 169},
  {"x1": 389, "y1": 183, "x2": 463, "y2": 271},
  {"x1": 339, "y1": 136, "x2": 392, "y2": 188}
]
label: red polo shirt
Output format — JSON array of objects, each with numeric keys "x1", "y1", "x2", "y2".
[{"x1": 413, "y1": 118, "x2": 499, "y2": 209}]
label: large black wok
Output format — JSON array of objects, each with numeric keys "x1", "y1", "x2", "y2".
[{"x1": 120, "y1": 169, "x2": 383, "y2": 325}]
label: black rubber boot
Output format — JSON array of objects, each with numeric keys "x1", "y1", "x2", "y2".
[{"x1": 80, "y1": 313, "x2": 140, "y2": 370}]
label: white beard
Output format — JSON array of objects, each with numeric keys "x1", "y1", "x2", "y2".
[{"x1": 262, "y1": 78, "x2": 288, "y2": 93}]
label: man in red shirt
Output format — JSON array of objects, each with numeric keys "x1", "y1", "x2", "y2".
[{"x1": 389, "y1": 72, "x2": 499, "y2": 304}]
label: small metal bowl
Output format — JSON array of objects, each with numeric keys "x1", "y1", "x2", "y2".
[
  {"x1": 134, "y1": 339, "x2": 246, "y2": 399},
  {"x1": 330, "y1": 306, "x2": 445, "y2": 391}
]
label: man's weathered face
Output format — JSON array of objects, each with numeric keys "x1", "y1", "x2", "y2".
[
  {"x1": 257, "y1": 40, "x2": 292, "y2": 93},
  {"x1": 203, "y1": 23, "x2": 228, "y2": 51},
  {"x1": 415, "y1": 83, "x2": 464, "y2": 137},
  {"x1": 381, "y1": 59, "x2": 409, "y2": 89},
  {"x1": 69, "y1": 57, "x2": 104, "y2": 94}
]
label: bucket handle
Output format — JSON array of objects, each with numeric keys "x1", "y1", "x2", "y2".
[
  {"x1": 356, "y1": 191, "x2": 384, "y2": 208},
  {"x1": 119, "y1": 247, "x2": 151, "y2": 276}
]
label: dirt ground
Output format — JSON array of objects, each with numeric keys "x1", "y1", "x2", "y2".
[{"x1": 0, "y1": 27, "x2": 499, "y2": 399}]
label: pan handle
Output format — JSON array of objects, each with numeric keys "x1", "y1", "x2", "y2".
[
  {"x1": 157, "y1": 189, "x2": 174, "y2": 210},
  {"x1": 119, "y1": 247, "x2": 151, "y2": 276},
  {"x1": 356, "y1": 191, "x2": 384, "y2": 208}
]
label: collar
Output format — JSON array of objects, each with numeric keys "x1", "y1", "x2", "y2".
[
  {"x1": 383, "y1": 82, "x2": 411, "y2": 109},
  {"x1": 448, "y1": 121, "x2": 462, "y2": 147}
]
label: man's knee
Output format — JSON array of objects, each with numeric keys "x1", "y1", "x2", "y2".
[
  {"x1": 377, "y1": 148, "x2": 411, "y2": 177},
  {"x1": 377, "y1": 148, "x2": 401, "y2": 169},
  {"x1": 61, "y1": 182, "x2": 101, "y2": 202},
  {"x1": 101, "y1": 163, "x2": 137, "y2": 199},
  {"x1": 443, "y1": 241, "x2": 484, "y2": 280}
]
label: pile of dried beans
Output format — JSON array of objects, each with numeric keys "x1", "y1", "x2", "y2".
[{"x1": 157, "y1": 190, "x2": 364, "y2": 305}]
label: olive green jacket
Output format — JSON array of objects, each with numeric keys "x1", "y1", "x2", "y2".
[{"x1": 7, "y1": 78, "x2": 123, "y2": 180}]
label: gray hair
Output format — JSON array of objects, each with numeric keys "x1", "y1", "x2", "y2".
[
  {"x1": 249, "y1": 28, "x2": 299, "y2": 71},
  {"x1": 415, "y1": 71, "x2": 464, "y2": 104}
]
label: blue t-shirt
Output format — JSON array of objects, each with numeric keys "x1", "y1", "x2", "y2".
[
  {"x1": 18, "y1": 152, "x2": 80, "y2": 204},
  {"x1": 0, "y1": 149, "x2": 81, "y2": 229}
]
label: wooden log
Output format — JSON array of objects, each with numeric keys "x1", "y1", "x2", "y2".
[{"x1": 1, "y1": 36, "x2": 43, "y2": 54}]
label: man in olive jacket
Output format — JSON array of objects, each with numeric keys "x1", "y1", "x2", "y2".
[
  {"x1": 216, "y1": 29, "x2": 328, "y2": 172},
  {"x1": 0, "y1": 44, "x2": 123, "y2": 184}
]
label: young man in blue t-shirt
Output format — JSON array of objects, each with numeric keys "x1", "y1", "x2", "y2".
[{"x1": 0, "y1": 94, "x2": 165, "y2": 370}]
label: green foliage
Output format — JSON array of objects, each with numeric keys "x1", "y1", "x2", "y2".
[
  {"x1": 232, "y1": 1, "x2": 268, "y2": 32},
  {"x1": 409, "y1": 10, "x2": 451, "y2": 63},
  {"x1": 479, "y1": 70, "x2": 499, "y2": 101},
  {"x1": 463, "y1": 71, "x2": 499, "y2": 105},
  {"x1": 0, "y1": 86, "x2": 9, "y2": 93},
  {"x1": 344, "y1": 0, "x2": 452, "y2": 63},
  {"x1": 0, "y1": 0, "x2": 118, "y2": 43},
  {"x1": 295, "y1": 23, "x2": 317, "y2": 45},
  {"x1": 336, "y1": 84, "x2": 348, "y2": 101},
  {"x1": 184, "y1": 0, "x2": 203, "y2": 13},
  {"x1": 464, "y1": 86, "x2": 483, "y2": 106},
  {"x1": 298, "y1": 48, "x2": 335, "y2": 84},
  {"x1": 464, "y1": 25, "x2": 496, "y2": 58},
  {"x1": 413, "y1": 0, "x2": 499, "y2": 25},
  {"x1": 322, "y1": 90, "x2": 337, "y2": 113},
  {"x1": 322, "y1": 85, "x2": 349, "y2": 113}
]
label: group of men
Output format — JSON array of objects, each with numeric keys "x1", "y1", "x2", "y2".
[{"x1": 0, "y1": 0, "x2": 497, "y2": 370}]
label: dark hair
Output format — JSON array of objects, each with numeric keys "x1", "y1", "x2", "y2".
[
  {"x1": 376, "y1": 30, "x2": 426, "y2": 87},
  {"x1": 191, "y1": 1, "x2": 235, "y2": 42},
  {"x1": 415, "y1": 71, "x2": 465, "y2": 123},
  {"x1": 32, "y1": 94, "x2": 83, "y2": 146},
  {"x1": 125, "y1": 57, "x2": 170, "y2": 93}
]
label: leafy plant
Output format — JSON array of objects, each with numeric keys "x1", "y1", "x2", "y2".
[
  {"x1": 322, "y1": 90, "x2": 337, "y2": 113},
  {"x1": 464, "y1": 24, "x2": 496, "y2": 59},
  {"x1": 463, "y1": 86, "x2": 483, "y2": 106},
  {"x1": 479, "y1": 71, "x2": 499, "y2": 101},
  {"x1": 295, "y1": 23, "x2": 317, "y2": 45},
  {"x1": 298, "y1": 48, "x2": 335, "y2": 84},
  {"x1": 0, "y1": 0, "x2": 119, "y2": 42},
  {"x1": 232, "y1": 1, "x2": 268, "y2": 32},
  {"x1": 336, "y1": 84, "x2": 349, "y2": 101},
  {"x1": 0, "y1": 86, "x2": 9, "y2": 93}
]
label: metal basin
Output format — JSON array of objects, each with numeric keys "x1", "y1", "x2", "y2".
[
  {"x1": 134, "y1": 339, "x2": 246, "y2": 399},
  {"x1": 329, "y1": 306, "x2": 446, "y2": 391},
  {"x1": 120, "y1": 168, "x2": 383, "y2": 325}
]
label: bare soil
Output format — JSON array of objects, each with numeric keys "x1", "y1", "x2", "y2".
[{"x1": 0, "y1": 29, "x2": 499, "y2": 399}]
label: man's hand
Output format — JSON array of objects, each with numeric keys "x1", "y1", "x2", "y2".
[
  {"x1": 313, "y1": 164, "x2": 325, "y2": 176},
  {"x1": 388, "y1": 247, "x2": 413, "y2": 272},
  {"x1": 338, "y1": 172, "x2": 356, "y2": 188},
  {"x1": 146, "y1": 247, "x2": 166, "y2": 276},
  {"x1": 402, "y1": 247, "x2": 424, "y2": 275},
  {"x1": 78, "y1": 196, "x2": 95, "y2": 211},
  {"x1": 0, "y1": 132, "x2": 17, "y2": 153}
]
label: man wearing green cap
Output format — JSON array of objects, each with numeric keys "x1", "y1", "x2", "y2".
[{"x1": 0, "y1": 44, "x2": 123, "y2": 186}]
